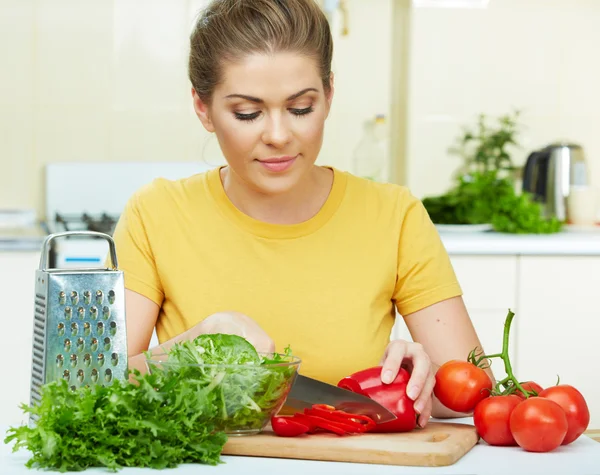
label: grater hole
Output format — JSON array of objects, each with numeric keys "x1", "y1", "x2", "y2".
[
  {"x1": 97, "y1": 353, "x2": 105, "y2": 366},
  {"x1": 91, "y1": 369, "x2": 99, "y2": 382},
  {"x1": 70, "y1": 322, "x2": 78, "y2": 336},
  {"x1": 63, "y1": 370, "x2": 70, "y2": 381},
  {"x1": 64, "y1": 307, "x2": 72, "y2": 320},
  {"x1": 96, "y1": 322, "x2": 104, "y2": 335},
  {"x1": 71, "y1": 291, "x2": 79, "y2": 305},
  {"x1": 83, "y1": 290, "x2": 91, "y2": 305},
  {"x1": 104, "y1": 369, "x2": 112, "y2": 382},
  {"x1": 78, "y1": 307, "x2": 85, "y2": 320},
  {"x1": 83, "y1": 354, "x2": 91, "y2": 367},
  {"x1": 56, "y1": 355, "x2": 64, "y2": 367},
  {"x1": 90, "y1": 338, "x2": 98, "y2": 352},
  {"x1": 83, "y1": 322, "x2": 91, "y2": 336},
  {"x1": 109, "y1": 321, "x2": 117, "y2": 335},
  {"x1": 70, "y1": 354, "x2": 78, "y2": 367},
  {"x1": 64, "y1": 338, "x2": 71, "y2": 351},
  {"x1": 104, "y1": 337, "x2": 111, "y2": 351},
  {"x1": 96, "y1": 290, "x2": 103, "y2": 304},
  {"x1": 77, "y1": 369, "x2": 84, "y2": 383},
  {"x1": 58, "y1": 291, "x2": 66, "y2": 305},
  {"x1": 57, "y1": 323, "x2": 65, "y2": 336},
  {"x1": 102, "y1": 306, "x2": 110, "y2": 319},
  {"x1": 70, "y1": 385, "x2": 76, "y2": 391},
  {"x1": 111, "y1": 353, "x2": 119, "y2": 366},
  {"x1": 77, "y1": 337, "x2": 85, "y2": 352},
  {"x1": 108, "y1": 290, "x2": 115, "y2": 305},
  {"x1": 90, "y1": 306, "x2": 98, "y2": 320}
]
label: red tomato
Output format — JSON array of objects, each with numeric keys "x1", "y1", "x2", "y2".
[
  {"x1": 509, "y1": 397, "x2": 568, "y2": 452},
  {"x1": 515, "y1": 381, "x2": 544, "y2": 399},
  {"x1": 538, "y1": 385, "x2": 590, "y2": 445},
  {"x1": 473, "y1": 395, "x2": 521, "y2": 446},
  {"x1": 434, "y1": 360, "x2": 493, "y2": 413}
]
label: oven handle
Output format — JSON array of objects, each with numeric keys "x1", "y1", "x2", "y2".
[{"x1": 39, "y1": 231, "x2": 119, "y2": 271}]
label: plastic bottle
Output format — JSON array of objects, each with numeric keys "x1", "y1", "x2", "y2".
[{"x1": 352, "y1": 114, "x2": 389, "y2": 182}]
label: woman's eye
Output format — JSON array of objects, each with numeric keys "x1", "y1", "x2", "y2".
[
  {"x1": 234, "y1": 111, "x2": 261, "y2": 122},
  {"x1": 290, "y1": 106, "x2": 314, "y2": 116}
]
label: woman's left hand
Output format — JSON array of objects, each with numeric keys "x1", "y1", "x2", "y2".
[{"x1": 379, "y1": 340, "x2": 436, "y2": 428}]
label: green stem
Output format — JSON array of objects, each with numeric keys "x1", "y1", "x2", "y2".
[{"x1": 472, "y1": 309, "x2": 533, "y2": 398}]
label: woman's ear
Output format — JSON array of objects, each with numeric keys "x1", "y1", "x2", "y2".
[{"x1": 192, "y1": 88, "x2": 215, "y2": 133}]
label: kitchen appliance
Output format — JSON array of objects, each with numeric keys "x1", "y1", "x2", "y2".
[
  {"x1": 222, "y1": 422, "x2": 479, "y2": 467},
  {"x1": 29, "y1": 231, "x2": 127, "y2": 422},
  {"x1": 287, "y1": 374, "x2": 396, "y2": 423},
  {"x1": 522, "y1": 142, "x2": 589, "y2": 221}
]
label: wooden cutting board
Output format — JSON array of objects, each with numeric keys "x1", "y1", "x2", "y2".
[{"x1": 222, "y1": 422, "x2": 479, "y2": 467}]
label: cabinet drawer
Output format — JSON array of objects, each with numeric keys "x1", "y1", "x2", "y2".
[{"x1": 450, "y1": 256, "x2": 518, "y2": 310}]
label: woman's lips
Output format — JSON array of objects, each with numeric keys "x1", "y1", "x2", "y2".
[{"x1": 258, "y1": 155, "x2": 297, "y2": 172}]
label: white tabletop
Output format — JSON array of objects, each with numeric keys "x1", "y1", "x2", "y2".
[{"x1": 3, "y1": 418, "x2": 600, "y2": 475}]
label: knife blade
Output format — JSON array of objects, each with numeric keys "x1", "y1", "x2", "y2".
[{"x1": 285, "y1": 373, "x2": 397, "y2": 423}]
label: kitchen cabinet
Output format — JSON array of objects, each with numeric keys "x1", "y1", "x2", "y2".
[
  {"x1": 392, "y1": 256, "x2": 518, "y2": 369},
  {"x1": 0, "y1": 251, "x2": 40, "y2": 426},
  {"x1": 516, "y1": 256, "x2": 600, "y2": 428}
]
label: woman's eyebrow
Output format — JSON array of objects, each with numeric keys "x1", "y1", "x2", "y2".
[{"x1": 224, "y1": 87, "x2": 318, "y2": 103}]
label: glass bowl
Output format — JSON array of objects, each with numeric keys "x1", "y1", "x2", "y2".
[{"x1": 146, "y1": 350, "x2": 301, "y2": 436}]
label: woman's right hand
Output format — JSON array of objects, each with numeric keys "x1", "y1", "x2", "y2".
[{"x1": 186, "y1": 311, "x2": 276, "y2": 354}]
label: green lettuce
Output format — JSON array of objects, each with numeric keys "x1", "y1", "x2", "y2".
[{"x1": 4, "y1": 334, "x2": 296, "y2": 472}]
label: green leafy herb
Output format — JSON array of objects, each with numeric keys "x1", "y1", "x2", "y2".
[
  {"x1": 422, "y1": 111, "x2": 564, "y2": 234},
  {"x1": 4, "y1": 334, "x2": 297, "y2": 472}
]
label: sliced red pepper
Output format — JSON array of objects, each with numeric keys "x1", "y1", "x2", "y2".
[
  {"x1": 290, "y1": 413, "x2": 318, "y2": 433},
  {"x1": 338, "y1": 367, "x2": 411, "y2": 393},
  {"x1": 362, "y1": 383, "x2": 417, "y2": 433},
  {"x1": 271, "y1": 416, "x2": 310, "y2": 437},
  {"x1": 337, "y1": 366, "x2": 416, "y2": 433},
  {"x1": 305, "y1": 405, "x2": 376, "y2": 432}
]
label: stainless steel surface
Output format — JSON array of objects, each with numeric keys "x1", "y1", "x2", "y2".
[
  {"x1": 29, "y1": 231, "x2": 128, "y2": 425},
  {"x1": 287, "y1": 374, "x2": 397, "y2": 423},
  {"x1": 522, "y1": 142, "x2": 588, "y2": 221},
  {"x1": 38, "y1": 230, "x2": 119, "y2": 271}
]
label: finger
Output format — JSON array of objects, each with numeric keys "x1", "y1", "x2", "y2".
[
  {"x1": 417, "y1": 396, "x2": 433, "y2": 429},
  {"x1": 413, "y1": 374, "x2": 436, "y2": 414},
  {"x1": 380, "y1": 341, "x2": 407, "y2": 384},
  {"x1": 405, "y1": 344, "x2": 430, "y2": 401}
]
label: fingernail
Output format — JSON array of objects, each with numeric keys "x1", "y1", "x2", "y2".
[
  {"x1": 382, "y1": 370, "x2": 393, "y2": 384},
  {"x1": 418, "y1": 416, "x2": 430, "y2": 428},
  {"x1": 407, "y1": 385, "x2": 419, "y2": 400},
  {"x1": 414, "y1": 401, "x2": 424, "y2": 414}
]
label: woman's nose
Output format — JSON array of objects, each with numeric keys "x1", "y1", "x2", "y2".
[{"x1": 262, "y1": 114, "x2": 291, "y2": 147}]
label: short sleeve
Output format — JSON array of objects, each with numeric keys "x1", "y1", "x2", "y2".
[
  {"x1": 392, "y1": 191, "x2": 462, "y2": 316},
  {"x1": 112, "y1": 190, "x2": 164, "y2": 306}
]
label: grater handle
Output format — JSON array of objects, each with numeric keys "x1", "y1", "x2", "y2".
[{"x1": 39, "y1": 231, "x2": 119, "y2": 271}]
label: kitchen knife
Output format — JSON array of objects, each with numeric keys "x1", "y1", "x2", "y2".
[{"x1": 285, "y1": 373, "x2": 397, "y2": 423}]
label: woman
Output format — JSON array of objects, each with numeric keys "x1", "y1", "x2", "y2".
[{"x1": 113, "y1": 0, "x2": 493, "y2": 429}]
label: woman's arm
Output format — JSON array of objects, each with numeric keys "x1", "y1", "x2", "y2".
[{"x1": 403, "y1": 295, "x2": 496, "y2": 418}]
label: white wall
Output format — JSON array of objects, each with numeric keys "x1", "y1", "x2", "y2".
[{"x1": 404, "y1": 0, "x2": 600, "y2": 199}]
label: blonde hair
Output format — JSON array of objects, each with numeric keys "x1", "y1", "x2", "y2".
[{"x1": 188, "y1": 0, "x2": 333, "y2": 104}]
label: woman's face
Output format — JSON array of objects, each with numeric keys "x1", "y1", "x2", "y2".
[{"x1": 192, "y1": 52, "x2": 334, "y2": 195}]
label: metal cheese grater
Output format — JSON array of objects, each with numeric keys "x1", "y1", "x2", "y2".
[{"x1": 30, "y1": 231, "x2": 128, "y2": 415}]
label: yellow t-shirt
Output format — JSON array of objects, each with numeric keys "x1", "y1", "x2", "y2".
[{"x1": 112, "y1": 166, "x2": 462, "y2": 385}]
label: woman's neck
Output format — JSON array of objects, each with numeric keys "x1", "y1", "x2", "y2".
[{"x1": 220, "y1": 166, "x2": 334, "y2": 225}]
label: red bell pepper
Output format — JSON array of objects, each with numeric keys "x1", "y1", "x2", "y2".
[
  {"x1": 270, "y1": 405, "x2": 377, "y2": 437},
  {"x1": 271, "y1": 416, "x2": 310, "y2": 437},
  {"x1": 337, "y1": 366, "x2": 417, "y2": 433}
]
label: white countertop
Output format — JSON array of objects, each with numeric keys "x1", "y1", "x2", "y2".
[
  {"x1": 2, "y1": 418, "x2": 600, "y2": 475},
  {"x1": 439, "y1": 225, "x2": 600, "y2": 256}
]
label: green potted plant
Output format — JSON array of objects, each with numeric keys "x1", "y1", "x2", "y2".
[{"x1": 422, "y1": 111, "x2": 563, "y2": 234}]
